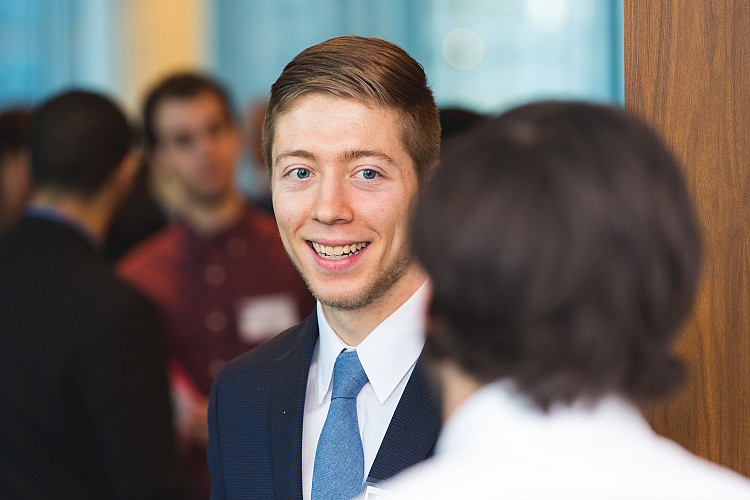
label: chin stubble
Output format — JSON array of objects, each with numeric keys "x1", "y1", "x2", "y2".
[{"x1": 288, "y1": 247, "x2": 414, "y2": 311}]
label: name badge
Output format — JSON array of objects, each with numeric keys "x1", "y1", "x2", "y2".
[{"x1": 236, "y1": 294, "x2": 298, "y2": 343}]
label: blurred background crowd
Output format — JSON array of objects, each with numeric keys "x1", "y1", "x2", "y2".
[
  {"x1": 0, "y1": 1, "x2": 625, "y2": 499},
  {"x1": 0, "y1": 0, "x2": 623, "y2": 207}
]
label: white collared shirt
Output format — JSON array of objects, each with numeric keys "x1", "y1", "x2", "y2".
[
  {"x1": 379, "y1": 381, "x2": 750, "y2": 499},
  {"x1": 301, "y1": 282, "x2": 428, "y2": 500}
]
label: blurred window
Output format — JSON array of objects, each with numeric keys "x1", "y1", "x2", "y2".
[
  {"x1": 211, "y1": 0, "x2": 624, "y2": 111},
  {"x1": 0, "y1": 0, "x2": 623, "y2": 111}
]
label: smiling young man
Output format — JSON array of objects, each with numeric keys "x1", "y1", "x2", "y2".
[{"x1": 208, "y1": 36, "x2": 442, "y2": 499}]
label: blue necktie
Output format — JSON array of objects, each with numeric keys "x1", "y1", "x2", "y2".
[{"x1": 311, "y1": 350, "x2": 369, "y2": 500}]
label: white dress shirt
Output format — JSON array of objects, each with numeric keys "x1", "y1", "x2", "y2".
[
  {"x1": 379, "y1": 381, "x2": 750, "y2": 499},
  {"x1": 301, "y1": 282, "x2": 428, "y2": 500}
]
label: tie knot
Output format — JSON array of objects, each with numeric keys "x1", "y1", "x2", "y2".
[{"x1": 331, "y1": 350, "x2": 368, "y2": 399}]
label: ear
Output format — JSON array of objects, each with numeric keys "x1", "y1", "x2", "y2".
[
  {"x1": 2, "y1": 148, "x2": 31, "y2": 186},
  {"x1": 147, "y1": 146, "x2": 167, "y2": 176},
  {"x1": 111, "y1": 151, "x2": 140, "y2": 194},
  {"x1": 422, "y1": 280, "x2": 435, "y2": 336}
]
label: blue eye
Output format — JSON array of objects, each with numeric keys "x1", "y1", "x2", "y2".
[
  {"x1": 292, "y1": 168, "x2": 311, "y2": 179},
  {"x1": 361, "y1": 169, "x2": 377, "y2": 180}
]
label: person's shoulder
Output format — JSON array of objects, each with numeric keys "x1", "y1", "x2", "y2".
[
  {"x1": 61, "y1": 261, "x2": 163, "y2": 352},
  {"x1": 83, "y1": 263, "x2": 159, "y2": 323},
  {"x1": 642, "y1": 437, "x2": 750, "y2": 498},
  {"x1": 367, "y1": 455, "x2": 463, "y2": 500},
  {"x1": 116, "y1": 223, "x2": 183, "y2": 275},
  {"x1": 379, "y1": 447, "x2": 750, "y2": 500},
  {"x1": 240, "y1": 203, "x2": 283, "y2": 241},
  {"x1": 218, "y1": 315, "x2": 315, "y2": 381}
]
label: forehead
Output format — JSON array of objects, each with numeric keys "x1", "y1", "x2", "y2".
[
  {"x1": 153, "y1": 92, "x2": 228, "y2": 133},
  {"x1": 272, "y1": 94, "x2": 408, "y2": 164}
]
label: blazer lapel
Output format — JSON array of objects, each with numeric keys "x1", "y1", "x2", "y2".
[
  {"x1": 368, "y1": 353, "x2": 442, "y2": 482},
  {"x1": 268, "y1": 313, "x2": 319, "y2": 500}
]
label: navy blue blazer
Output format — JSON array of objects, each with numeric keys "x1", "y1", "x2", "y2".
[{"x1": 208, "y1": 311, "x2": 442, "y2": 499}]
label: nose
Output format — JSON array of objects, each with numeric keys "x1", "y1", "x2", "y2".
[
  {"x1": 311, "y1": 174, "x2": 353, "y2": 225},
  {"x1": 195, "y1": 132, "x2": 222, "y2": 160}
]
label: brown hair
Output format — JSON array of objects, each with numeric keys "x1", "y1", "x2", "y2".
[
  {"x1": 263, "y1": 36, "x2": 440, "y2": 182},
  {"x1": 412, "y1": 101, "x2": 702, "y2": 410},
  {"x1": 142, "y1": 72, "x2": 234, "y2": 150}
]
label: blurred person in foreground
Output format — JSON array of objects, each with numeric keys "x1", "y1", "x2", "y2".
[
  {"x1": 0, "y1": 107, "x2": 32, "y2": 234},
  {"x1": 379, "y1": 101, "x2": 750, "y2": 499},
  {"x1": 208, "y1": 36, "x2": 442, "y2": 500},
  {"x1": 0, "y1": 90, "x2": 183, "y2": 499},
  {"x1": 117, "y1": 72, "x2": 314, "y2": 499},
  {"x1": 438, "y1": 106, "x2": 487, "y2": 145}
]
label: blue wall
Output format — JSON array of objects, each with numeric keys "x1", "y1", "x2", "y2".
[
  {"x1": 0, "y1": 0, "x2": 624, "y2": 112},
  {"x1": 210, "y1": 0, "x2": 624, "y2": 113}
]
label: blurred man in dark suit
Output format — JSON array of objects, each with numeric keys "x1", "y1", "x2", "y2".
[{"x1": 0, "y1": 90, "x2": 183, "y2": 499}]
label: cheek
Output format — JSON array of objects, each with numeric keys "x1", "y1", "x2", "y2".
[
  {"x1": 363, "y1": 190, "x2": 414, "y2": 230},
  {"x1": 167, "y1": 152, "x2": 197, "y2": 173},
  {"x1": 272, "y1": 212, "x2": 296, "y2": 251},
  {"x1": 222, "y1": 137, "x2": 241, "y2": 161},
  {"x1": 273, "y1": 193, "x2": 307, "y2": 229}
]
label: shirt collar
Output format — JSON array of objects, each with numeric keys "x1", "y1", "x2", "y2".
[
  {"x1": 26, "y1": 201, "x2": 100, "y2": 249},
  {"x1": 316, "y1": 281, "x2": 429, "y2": 405},
  {"x1": 176, "y1": 202, "x2": 249, "y2": 257}
]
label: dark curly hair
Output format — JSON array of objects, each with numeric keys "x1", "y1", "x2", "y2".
[{"x1": 412, "y1": 101, "x2": 702, "y2": 410}]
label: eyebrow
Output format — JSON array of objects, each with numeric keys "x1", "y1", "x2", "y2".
[
  {"x1": 274, "y1": 149, "x2": 317, "y2": 166},
  {"x1": 274, "y1": 148, "x2": 395, "y2": 167},
  {"x1": 340, "y1": 149, "x2": 395, "y2": 165}
]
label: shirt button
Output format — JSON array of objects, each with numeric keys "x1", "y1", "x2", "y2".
[
  {"x1": 204, "y1": 263, "x2": 225, "y2": 286},
  {"x1": 227, "y1": 237, "x2": 248, "y2": 258},
  {"x1": 205, "y1": 310, "x2": 227, "y2": 333}
]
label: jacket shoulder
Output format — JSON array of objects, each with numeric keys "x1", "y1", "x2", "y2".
[{"x1": 218, "y1": 315, "x2": 315, "y2": 383}]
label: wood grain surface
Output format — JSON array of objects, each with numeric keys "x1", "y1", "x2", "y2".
[{"x1": 624, "y1": 0, "x2": 750, "y2": 476}]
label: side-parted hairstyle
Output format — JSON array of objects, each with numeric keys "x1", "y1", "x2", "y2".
[
  {"x1": 263, "y1": 35, "x2": 440, "y2": 182},
  {"x1": 142, "y1": 71, "x2": 234, "y2": 150},
  {"x1": 30, "y1": 90, "x2": 132, "y2": 199},
  {"x1": 412, "y1": 101, "x2": 702, "y2": 410}
]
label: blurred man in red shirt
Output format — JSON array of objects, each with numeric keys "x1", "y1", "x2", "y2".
[{"x1": 118, "y1": 72, "x2": 314, "y2": 500}]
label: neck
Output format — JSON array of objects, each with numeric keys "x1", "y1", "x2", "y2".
[
  {"x1": 177, "y1": 191, "x2": 244, "y2": 238},
  {"x1": 322, "y1": 267, "x2": 427, "y2": 346},
  {"x1": 439, "y1": 360, "x2": 483, "y2": 421},
  {"x1": 31, "y1": 190, "x2": 113, "y2": 240}
]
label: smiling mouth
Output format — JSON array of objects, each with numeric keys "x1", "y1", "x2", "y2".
[{"x1": 309, "y1": 241, "x2": 369, "y2": 260}]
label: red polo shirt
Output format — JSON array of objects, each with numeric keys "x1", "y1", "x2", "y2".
[{"x1": 118, "y1": 203, "x2": 314, "y2": 395}]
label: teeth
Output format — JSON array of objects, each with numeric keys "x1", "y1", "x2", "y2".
[{"x1": 311, "y1": 241, "x2": 368, "y2": 259}]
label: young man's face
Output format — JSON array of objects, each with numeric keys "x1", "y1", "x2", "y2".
[
  {"x1": 151, "y1": 92, "x2": 240, "y2": 205},
  {"x1": 271, "y1": 94, "x2": 421, "y2": 311}
]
